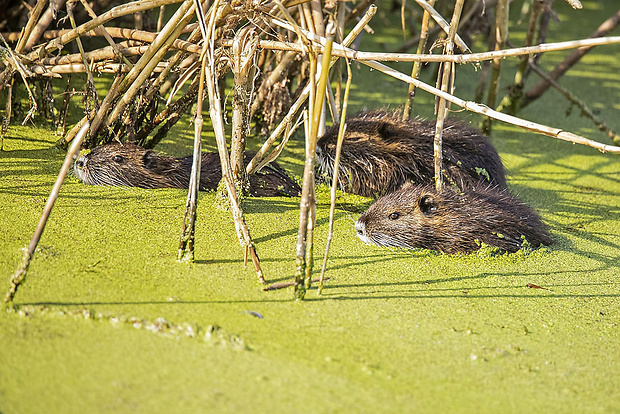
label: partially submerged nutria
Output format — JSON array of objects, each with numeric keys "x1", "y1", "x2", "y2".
[
  {"x1": 74, "y1": 143, "x2": 301, "y2": 197},
  {"x1": 355, "y1": 182, "x2": 551, "y2": 254},
  {"x1": 315, "y1": 110, "x2": 507, "y2": 197}
]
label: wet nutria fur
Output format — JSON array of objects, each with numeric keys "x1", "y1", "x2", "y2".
[
  {"x1": 315, "y1": 110, "x2": 507, "y2": 197},
  {"x1": 355, "y1": 182, "x2": 551, "y2": 254},
  {"x1": 74, "y1": 143, "x2": 301, "y2": 197}
]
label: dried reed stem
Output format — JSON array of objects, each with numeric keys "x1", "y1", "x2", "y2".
[
  {"x1": 318, "y1": 57, "x2": 351, "y2": 295},
  {"x1": 413, "y1": 0, "x2": 470, "y2": 53},
  {"x1": 203, "y1": 1, "x2": 264, "y2": 284},
  {"x1": 433, "y1": 0, "x2": 465, "y2": 191},
  {"x1": 482, "y1": 0, "x2": 509, "y2": 134},
  {"x1": 15, "y1": 0, "x2": 47, "y2": 53},
  {"x1": 245, "y1": 5, "x2": 377, "y2": 176},
  {"x1": 227, "y1": 36, "x2": 620, "y2": 64},
  {"x1": 27, "y1": 0, "x2": 186, "y2": 61},
  {"x1": 528, "y1": 60, "x2": 620, "y2": 144},
  {"x1": 291, "y1": 25, "x2": 620, "y2": 154},
  {"x1": 230, "y1": 27, "x2": 258, "y2": 190},
  {"x1": 103, "y1": 0, "x2": 195, "y2": 131},
  {"x1": 4, "y1": 122, "x2": 90, "y2": 306},
  {"x1": 294, "y1": 25, "x2": 334, "y2": 299},
  {"x1": 522, "y1": 9, "x2": 620, "y2": 108},
  {"x1": 403, "y1": 0, "x2": 434, "y2": 119}
]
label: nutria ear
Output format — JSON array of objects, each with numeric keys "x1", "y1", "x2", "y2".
[
  {"x1": 142, "y1": 150, "x2": 159, "y2": 170},
  {"x1": 419, "y1": 194, "x2": 438, "y2": 216}
]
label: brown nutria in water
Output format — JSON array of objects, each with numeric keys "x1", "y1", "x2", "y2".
[
  {"x1": 73, "y1": 143, "x2": 301, "y2": 197},
  {"x1": 315, "y1": 110, "x2": 507, "y2": 197},
  {"x1": 355, "y1": 182, "x2": 551, "y2": 254}
]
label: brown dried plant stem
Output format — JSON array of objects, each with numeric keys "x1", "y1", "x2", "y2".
[
  {"x1": 482, "y1": 0, "x2": 509, "y2": 134},
  {"x1": 522, "y1": 9, "x2": 620, "y2": 109},
  {"x1": 318, "y1": 57, "x2": 351, "y2": 295},
  {"x1": 178, "y1": 52, "x2": 205, "y2": 262},
  {"x1": 495, "y1": 0, "x2": 543, "y2": 115},
  {"x1": 15, "y1": 0, "x2": 47, "y2": 53},
  {"x1": 295, "y1": 33, "x2": 333, "y2": 300},
  {"x1": 433, "y1": 0, "x2": 464, "y2": 191},
  {"x1": 202, "y1": 11, "x2": 264, "y2": 284},
  {"x1": 77, "y1": 0, "x2": 134, "y2": 69},
  {"x1": 101, "y1": 0, "x2": 196, "y2": 132},
  {"x1": 66, "y1": 1, "x2": 98, "y2": 111},
  {"x1": 403, "y1": 0, "x2": 434, "y2": 119},
  {"x1": 178, "y1": 0, "x2": 212, "y2": 262},
  {"x1": 230, "y1": 27, "x2": 258, "y2": 188},
  {"x1": 245, "y1": 5, "x2": 377, "y2": 176},
  {"x1": 413, "y1": 0, "x2": 471, "y2": 54},
  {"x1": 4, "y1": 122, "x2": 90, "y2": 306},
  {"x1": 24, "y1": 0, "x2": 67, "y2": 53},
  {"x1": 27, "y1": 0, "x2": 186, "y2": 61},
  {"x1": 291, "y1": 27, "x2": 620, "y2": 154},
  {"x1": 59, "y1": 1, "x2": 196, "y2": 144},
  {"x1": 247, "y1": 36, "x2": 620, "y2": 65},
  {"x1": 527, "y1": 60, "x2": 620, "y2": 144}
]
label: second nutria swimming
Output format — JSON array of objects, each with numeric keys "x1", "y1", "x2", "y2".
[
  {"x1": 315, "y1": 110, "x2": 507, "y2": 197},
  {"x1": 355, "y1": 182, "x2": 551, "y2": 254},
  {"x1": 73, "y1": 143, "x2": 301, "y2": 197}
]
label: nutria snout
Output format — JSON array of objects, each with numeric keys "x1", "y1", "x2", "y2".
[
  {"x1": 74, "y1": 143, "x2": 301, "y2": 197},
  {"x1": 316, "y1": 110, "x2": 507, "y2": 197},
  {"x1": 356, "y1": 182, "x2": 551, "y2": 254}
]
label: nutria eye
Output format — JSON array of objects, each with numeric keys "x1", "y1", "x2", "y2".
[
  {"x1": 112, "y1": 155, "x2": 124, "y2": 163},
  {"x1": 388, "y1": 212, "x2": 400, "y2": 220}
]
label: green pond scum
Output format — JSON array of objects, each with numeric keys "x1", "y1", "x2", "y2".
[{"x1": 1, "y1": 2, "x2": 620, "y2": 413}]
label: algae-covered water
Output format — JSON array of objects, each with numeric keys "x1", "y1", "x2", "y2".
[{"x1": 1, "y1": 2, "x2": 619, "y2": 413}]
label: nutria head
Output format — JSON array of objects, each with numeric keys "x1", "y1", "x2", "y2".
[{"x1": 74, "y1": 143, "x2": 184, "y2": 189}]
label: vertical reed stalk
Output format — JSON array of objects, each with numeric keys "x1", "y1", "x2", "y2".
[
  {"x1": 404, "y1": 0, "x2": 435, "y2": 119},
  {"x1": 482, "y1": 0, "x2": 509, "y2": 134},
  {"x1": 295, "y1": 25, "x2": 334, "y2": 299},
  {"x1": 318, "y1": 57, "x2": 351, "y2": 295},
  {"x1": 230, "y1": 27, "x2": 258, "y2": 191},
  {"x1": 433, "y1": 0, "x2": 465, "y2": 191},
  {"x1": 4, "y1": 122, "x2": 90, "y2": 306}
]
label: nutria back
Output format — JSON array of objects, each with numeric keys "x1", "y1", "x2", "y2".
[
  {"x1": 316, "y1": 110, "x2": 507, "y2": 197},
  {"x1": 355, "y1": 182, "x2": 551, "y2": 254},
  {"x1": 74, "y1": 143, "x2": 301, "y2": 197}
]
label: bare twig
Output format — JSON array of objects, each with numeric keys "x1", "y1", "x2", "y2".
[
  {"x1": 4, "y1": 122, "x2": 90, "y2": 306},
  {"x1": 528, "y1": 60, "x2": 620, "y2": 144},
  {"x1": 522, "y1": 9, "x2": 620, "y2": 108},
  {"x1": 413, "y1": 0, "x2": 471, "y2": 53},
  {"x1": 403, "y1": 0, "x2": 434, "y2": 119},
  {"x1": 245, "y1": 5, "x2": 377, "y2": 176},
  {"x1": 482, "y1": 0, "x2": 509, "y2": 134},
  {"x1": 27, "y1": 0, "x2": 186, "y2": 61},
  {"x1": 318, "y1": 57, "x2": 351, "y2": 295},
  {"x1": 287, "y1": 24, "x2": 620, "y2": 154},
  {"x1": 433, "y1": 0, "x2": 465, "y2": 191},
  {"x1": 15, "y1": 0, "x2": 47, "y2": 53}
]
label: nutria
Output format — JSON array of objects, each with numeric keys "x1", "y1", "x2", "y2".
[
  {"x1": 355, "y1": 182, "x2": 551, "y2": 254},
  {"x1": 315, "y1": 110, "x2": 507, "y2": 197},
  {"x1": 73, "y1": 143, "x2": 301, "y2": 197}
]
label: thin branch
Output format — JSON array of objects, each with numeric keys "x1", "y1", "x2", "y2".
[{"x1": 5, "y1": 122, "x2": 90, "y2": 306}]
